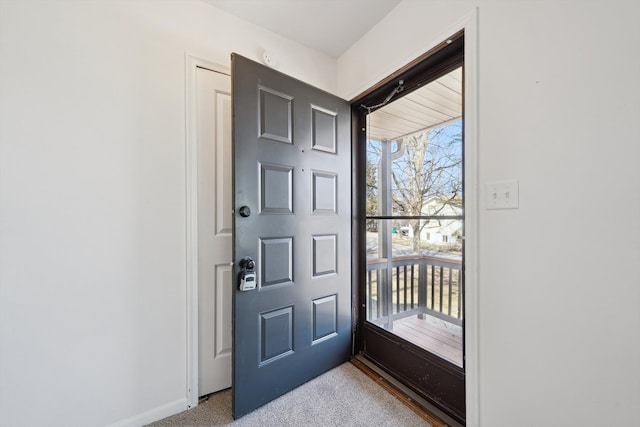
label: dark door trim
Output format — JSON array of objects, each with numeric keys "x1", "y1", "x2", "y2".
[
  {"x1": 348, "y1": 30, "x2": 464, "y2": 103},
  {"x1": 350, "y1": 34, "x2": 466, "y2": 424}
]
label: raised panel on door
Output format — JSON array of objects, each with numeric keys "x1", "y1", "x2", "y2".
[{"x1": 232, "y1": 54, "x2": 351, "y2": 418}]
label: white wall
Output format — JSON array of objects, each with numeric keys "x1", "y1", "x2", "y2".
[
  {"x1": 2, "y1": 1, "x2": 639, "y2": 426},
  {"x1": 339, "y1": 1, "x2": 640, "y2": 426},
  {"x1": 0, "y1": 1, "x2": 335, "y2": 426}
]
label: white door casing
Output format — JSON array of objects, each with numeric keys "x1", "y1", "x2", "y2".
[{"x1": 196, "y1": 66, "x2": 233, "y2": 397}]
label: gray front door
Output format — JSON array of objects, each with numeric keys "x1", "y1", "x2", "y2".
[{"x1": 231, "y1": 54, "x2": 351, "y2": 418}]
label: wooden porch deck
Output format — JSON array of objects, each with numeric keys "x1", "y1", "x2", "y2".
[{"x1": 391, "y1": 315, "x2": 463, "y2": 367}]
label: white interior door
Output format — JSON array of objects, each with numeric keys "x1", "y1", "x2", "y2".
[{"x1": 197, "y1": 66, "x2": 233, "y2": 397}]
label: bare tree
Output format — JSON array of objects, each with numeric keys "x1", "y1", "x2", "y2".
[{"x1": 390, "y1": 125, "x2": 462, "y2": 252}]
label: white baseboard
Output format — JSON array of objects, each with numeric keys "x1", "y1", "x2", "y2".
[{"x1": 106, "y1": 398, "x2": 188, "y2": 427}]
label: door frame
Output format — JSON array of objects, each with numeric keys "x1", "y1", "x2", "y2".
[
  {"x1": 350, "y1": 11, "x2": 478, "y2": 426},
  {"x1": 185, "y1": 53, "x2": 231, "y2": 409},
  {"x1": 459, "y1": 13, "x2": 479, "y2": 425}
]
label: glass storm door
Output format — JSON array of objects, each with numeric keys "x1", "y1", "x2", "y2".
[{"x1": 357, "y1": 35, "x2": 466, "y2": 424}]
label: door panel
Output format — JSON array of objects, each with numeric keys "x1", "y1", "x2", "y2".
[
  {"x1": 196, "y1": 67, "x2": 232, "y2": 396},
  {"x1": 232, "y1": 54, "x2": 351, "y2": 418}
]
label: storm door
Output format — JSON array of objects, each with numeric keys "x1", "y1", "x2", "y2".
[
  {"x1": 231, "y1": 54, "x2": 351, "y2": 418},
  {"x1": 354, "y1": 34, "x2": 466, "y2": 424}
]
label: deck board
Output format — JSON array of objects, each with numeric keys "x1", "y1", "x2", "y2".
[{"x1": 391, "y1": 315, "x2": 463, "y2": 367}]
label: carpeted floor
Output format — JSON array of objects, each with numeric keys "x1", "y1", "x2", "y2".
[{"x1": 146, "y1": 362, "x2": 430, "y2": 426}]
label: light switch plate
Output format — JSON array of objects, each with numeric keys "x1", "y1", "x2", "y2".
[{"x1": 486, "y1": 180, "x2": 519, "y2": 209}]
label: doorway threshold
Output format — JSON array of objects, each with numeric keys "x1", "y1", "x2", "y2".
[{"x1": 351, "y1": 355, "x2": 463, "y2": 427}]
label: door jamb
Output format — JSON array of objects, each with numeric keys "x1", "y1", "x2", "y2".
[
  {"x1": 185, "y1": 53, "x2": 230, "y2": 409},
  {"x1": 461, "y1": 10, "x2": 479, "y2": 426}
]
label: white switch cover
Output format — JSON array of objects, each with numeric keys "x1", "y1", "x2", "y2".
[{"x1": 486, "y1": 180, "x2": 519, "y2": 209}]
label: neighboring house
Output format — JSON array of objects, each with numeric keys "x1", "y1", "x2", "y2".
[
  {"x1": 420, "y1": 197, "x2": 462, "y2": 245},
  {"x1": 399, "y1": 197, "x2": 463, "y2": 245}
]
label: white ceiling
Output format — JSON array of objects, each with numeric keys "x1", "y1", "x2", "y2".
[{"x1": 202, "y1": 0, "x2": 402, "y2": 57}]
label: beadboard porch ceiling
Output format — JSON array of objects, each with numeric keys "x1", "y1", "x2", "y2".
[{"x1": 367, "y1": 67, "x2": 462, "y2": 142}]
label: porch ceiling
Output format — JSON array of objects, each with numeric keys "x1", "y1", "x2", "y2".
[{"x1": 368, "y1": 67, "x2": 462, "y2": 142}]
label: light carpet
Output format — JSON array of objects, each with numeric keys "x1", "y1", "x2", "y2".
[{"x1": 146, "y1": 362, "x2": 430, "y2": 426}]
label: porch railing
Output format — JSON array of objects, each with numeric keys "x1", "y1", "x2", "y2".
[{"x1": 366, "y1": 254, "x2": 463, "y2": 328}]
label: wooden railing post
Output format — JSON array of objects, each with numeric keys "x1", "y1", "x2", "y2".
[
  {"x1": 418, "y1": 257, "x2": 427, "y2": 314},
  {"x1": 384, "y1": 264, "x2": 393, "y2": 330}
]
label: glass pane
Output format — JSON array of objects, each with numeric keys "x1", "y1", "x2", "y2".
[
  {"x1": 365, "y1": 139, "x2": 381, "y2": 217},
  {"x1": 366, "y1": 121, "x2": 463, "y2": 219},
  {"x1": 390, "y1": 120, "x2": 463, "y2": 217},
  {"x1": 366, "y1": 219, "x2": 463, "y2": 367},
  {"x1": 364, "y1": 67, "x2": 464, "y2": 367}
]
